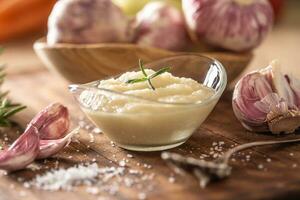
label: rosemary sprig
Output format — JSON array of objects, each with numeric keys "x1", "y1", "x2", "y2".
[
  {"x1": 126, "y1": 59, "x2": 170, "y2": 90},
  {"x1": 0, "y1": 48, "x2": 26, "y2": 127}
]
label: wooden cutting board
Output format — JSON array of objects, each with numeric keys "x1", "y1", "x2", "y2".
[{"x1": 0, "y1": 63, "x2": 300, "y2": 200}]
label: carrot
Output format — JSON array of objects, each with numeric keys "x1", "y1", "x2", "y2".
[
  {"x1": 0, "y1": 0, "x2": 54, "y2": 42},
  {"x1": 0, "y1": 0, "x2": 56, "y2": 42}
]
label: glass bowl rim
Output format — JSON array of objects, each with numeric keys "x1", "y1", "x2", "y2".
[{"x1": 69, "y1": 54, "x2": 227, "y2": 108}]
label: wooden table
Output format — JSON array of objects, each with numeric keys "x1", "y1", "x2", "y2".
[{"x1": 0, "y1": 1, "x2": 300, "y2": 200}]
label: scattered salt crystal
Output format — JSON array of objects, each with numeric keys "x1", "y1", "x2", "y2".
[
  {"x1": 86, "y1": 187, "x2": 99, "y2": 195},
  {"x1": 292, "y1": 163, "x2": 298, "y2": 168},
  {"x1": 266, "y1": 158, "x2": 271, "y2": 162},
  {"x1": 212, "y1": 142, "x2": 218, "y2": 146},
  {"x1": 129, "y1": 169, "x2": 139, "y2": 175},
  {"x1": 127, "y1": 154, "x2": 133, "y2": 158},
  {"x1": 89, "y1": 133, "x2": 95, "y2": 143},
  {"x1": 110, "y1": 141, "x2": 115, "y2": 147},
  {"x1": 289, "y1": 153, "x2": 294, "y2": 156},
  {"x1": 219, "y1": 141, "x2": 225, "y2": 145},
  {"x1": 23, "y1": 182, "x2": 30, "y2": 188},
  {"x1": 138, "y1": 192, "x2": 147, "y2": 200},
  {"x1": 92, "y1": 128, "x2": 101, "y2": 134},
  {"x1": 68, "y1": 155, "x2": 73, "y2": 159},
  {"x1": 92, "y1": 158, "x2": 96, "y2": 162},
  {"x1": 258, "y1": 164, "x2": 264, "y2": 170},
  {"x1": 168, "y1": 176, "x2": 175, "y2": 183},
  {"x1": 124, "y1": 178, "x2": 134, "y2": 187},
  {"x1": 119, "y1": 160, "x2": 126, "y2": 167}
]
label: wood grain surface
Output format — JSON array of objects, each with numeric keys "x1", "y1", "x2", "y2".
[
  {"x1": 0, "y1": 65, "x2": 299, "y2": 200},
  {"x1": 0, "y1": 1, "x2": 299, "y2": 199}
]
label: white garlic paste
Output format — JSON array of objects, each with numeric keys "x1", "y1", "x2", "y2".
[{"x1": 80, "y1": 70, "x2": 217, "y2": 151}]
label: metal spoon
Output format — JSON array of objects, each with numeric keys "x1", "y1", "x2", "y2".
[{"x1": 161, "y1": 138, "x2": 300, "y2": 188}]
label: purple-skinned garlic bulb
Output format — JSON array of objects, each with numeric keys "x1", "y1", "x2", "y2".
[
  {"x1": 133, "y1": 1, "x2": 190, "y2": 51},
  {"x1": 47, "y1": 0, "x2": 131, "y2": 44},
  {"x1": 233, "y1": 60, "x2": 300, "y2": 134},
  {"x1": 182, "y1": 0, "x2": 274, "y2": 52}
]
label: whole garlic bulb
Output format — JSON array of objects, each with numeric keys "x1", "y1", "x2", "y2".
[
  {"x1": 182, "y1": 0, "x2": 274, "y2": 52},
  {"x1": 232, "y1": 60, "x2": 300, "y2": 134},
  {"x1": 47, "y1": 0, "x2": 131, "y2": 44},
  {"x1": 133, "y1": 1, "x2": 189, "y2": 51}
]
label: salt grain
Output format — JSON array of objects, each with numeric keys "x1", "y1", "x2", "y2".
[
  {"x1": 127, "y1": 154, "x2": 133, "y2": 158},
  {"x1": 119, "y1": 160, "x2": 126, "y2": 167},
  {"x1": 266, "y1": 158, "x2": 271, "y2": 162},
  {"x1": 86, "y1": 187, "x2": 99, "y2": 195},
  {"x1": 92, "y1": 128, "x2": 101, "y2": 134},
  {"x1": 138, "y1": 192, "x2": 147, "y2": 200},
  {"x1": 258, "y1": 164, "x2": 264, "y2": 170},
  {"x1": 168, "y1": 176, "x2": 175, "y2": 183}
]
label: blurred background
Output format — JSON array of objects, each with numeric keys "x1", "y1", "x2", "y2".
[{"x1": 0, "y1": 0, "x2": 299, "y2": 77}]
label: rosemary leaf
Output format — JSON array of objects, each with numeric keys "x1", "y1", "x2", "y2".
[
  {"x1": 126, "y1": 59, "x2": 170, "y2": 90},
  {"x1": 148, "y1": 67, "x2": 170, "y2": 79},
  {"x1": 0, "y1": 48, "x2": 26, "y2": 127},
  {"x1": 126, "y1": 77, "x2": 148, "y2": 84},
  {"x1": 139, "y1": 59, "x2": 148, "y2": 77}
]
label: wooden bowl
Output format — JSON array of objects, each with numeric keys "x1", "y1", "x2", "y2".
[{"x1": 34, "y1": 38, "x2": 252, "y2": 84}]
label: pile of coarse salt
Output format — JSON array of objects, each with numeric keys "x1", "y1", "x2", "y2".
[{"x1": 28, "y1": 163, "x2": 124, "y2": 191}]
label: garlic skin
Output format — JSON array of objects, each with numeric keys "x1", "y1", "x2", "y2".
[
  {"x1": 0, "y1": 126, "x2": 39, "y2": 171},
  {"x1": 133, "y1": 1, "x2": 189, "y2": 51},
  {"x1": 37, "y1": 128, "x2": 78, "y2": 159},
  {"x1": 182, "y1": 0, "x2": 274, "y2": 52},
  {"x1": 233, "y1": 60, "x2": 300, "y2": 134}
]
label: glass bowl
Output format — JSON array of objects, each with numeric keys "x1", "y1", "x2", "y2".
[{"x1": 69, "y1": 55, "x2": 227, "y2": 151}]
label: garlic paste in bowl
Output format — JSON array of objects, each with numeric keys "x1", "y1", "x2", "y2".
[{"x1": 70, "y1": 55, "x2": 227, "y2": 151}]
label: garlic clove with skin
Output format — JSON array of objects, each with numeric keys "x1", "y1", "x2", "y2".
[
  {"x1": 29, "y1": 103, "x2": 70, "y2": 140},
  {"x1": 233, "y1": 60, "x2": 300, "y2": 134},
  {"x1": 0, "y1": 103, "x2": 72, "y2": 171},
  {"x1": 0, "y1": 126, "x2": 39, "y2": 171}
]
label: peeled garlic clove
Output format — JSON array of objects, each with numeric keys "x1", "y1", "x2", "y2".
[
  {"x1": 0, "y1": 126, "x2": 39, "y2": 171},
  {"x1": 29, "y1": 103, "x2": 70, "y2": 139},
  {"x1": 37, "y1": 127, "x2": 79, "y2": 159},
  {"x1": 233, "y1": 60, "x2": 300, "y2": 134}
]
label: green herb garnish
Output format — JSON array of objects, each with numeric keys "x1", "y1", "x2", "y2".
[
  {"x1": 0, "y1": 48, "x2": 26, "y2": 127},
  {"x1": 126, "y1": 59, "x2": 170, "y2": 90}
]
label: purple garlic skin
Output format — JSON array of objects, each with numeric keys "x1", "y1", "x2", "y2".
[
  {"x1": 133, "y1": 1, "x2": 190, "y2": 51},
  {"x1": 182, "y1": 0, "x2": 274, "y2": 52},
  {"x1": 37, "y1": 128, "x2": 78, "y2": 159},
  {"x1": 0, "y1": 103, "x2": 72, "y2": 171},
  {"x1": 47, "y1": 0, "x2": 131, "y2": 44},
  {"x1": 233, "y1": 60, "x2": 300, "y2": 134},
  {"x1": 29, "y1": 103, "x2": 70, "y2": 140},
  {"x1": 0, "y1": 126, "x2": 39, "y2": 171}
]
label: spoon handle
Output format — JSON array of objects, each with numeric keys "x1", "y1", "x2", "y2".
[{"x1": 222, "y1": 138, "x2": 300, "y2": 163}]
